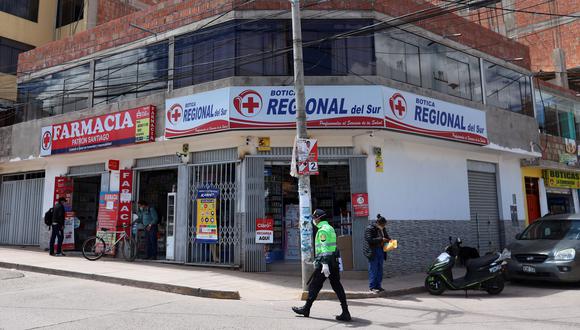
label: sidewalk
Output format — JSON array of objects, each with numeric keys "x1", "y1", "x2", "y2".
[{"x1": 0, "y1": 246, "x2": 425, "y2": 301}]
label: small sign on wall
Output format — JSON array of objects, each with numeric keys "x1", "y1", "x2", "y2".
[
  {"x1": 256, "y1": 218, "x2": 274, "y2": 244},
  {"x1": 352, "y1": 193, "x2": 369, "y2": 217}
]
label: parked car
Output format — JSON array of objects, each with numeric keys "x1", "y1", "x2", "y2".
[{"x1": 507, "y1": 214, "x2": 580, "y2": 283}]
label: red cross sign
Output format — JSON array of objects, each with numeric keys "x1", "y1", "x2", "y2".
[{"x1": 389, "y1": 93, "x2": 407, "y2": 120}]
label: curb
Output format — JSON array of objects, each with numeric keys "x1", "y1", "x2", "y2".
[
  {"x1": 300, "y1": 286, "x2": 425, "y2": 300},
  {"x1": 0, "y1": 262, "x2": 240, "y2": 300}
]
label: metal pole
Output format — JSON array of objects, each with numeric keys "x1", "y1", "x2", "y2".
[{"x1": 290, "y1": 0, "x2": 314, "y2": 291}]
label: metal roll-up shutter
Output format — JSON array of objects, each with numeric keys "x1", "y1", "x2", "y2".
[
  {"x1": 467, "y1": 166, "x2": 500, "y2": 255},
  {"x1": 349, "y1": 156, "x2": 368, "y2": 271},
  {"x1": 0, "y1": 173, "x2": 45, "y2": 245}
]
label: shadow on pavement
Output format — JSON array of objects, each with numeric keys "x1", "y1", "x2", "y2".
[{"x1": 301, "y1": 316, "x2": 373, "y2": 328}]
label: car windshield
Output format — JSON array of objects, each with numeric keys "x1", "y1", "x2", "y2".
[{"x1": 520, "y1": 220, "x2": 580, "y2": 240}]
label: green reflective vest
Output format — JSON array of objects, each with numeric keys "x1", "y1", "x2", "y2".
[{"x1": 315, "y1": 220, "x2": 337, "y2": 258}]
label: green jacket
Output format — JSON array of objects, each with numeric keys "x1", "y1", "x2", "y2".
[
  {"x1": 314, "y1": 220, "x2": 337, "y2": 264},
  {"x1": 137, "y1": 206, "x2": 158, "y2": 226}
]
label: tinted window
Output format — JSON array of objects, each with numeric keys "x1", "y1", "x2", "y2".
[
  {"x1": 0, "y1": 0, "x2": 39, "y2": 22},
  {"x1": 56, "y1": 0, "x2": 84, "y2": 28},
  {"x1": 94, "y1": 42, "x2": 168, "y2": 105},
  {"x1": 484, "y1": 61, "x2": 533, "y2": 116},
  {"x1": 0, "y1": 37, "x2": 34, "y2": 74},
  {"x1": 236, "y1": 20, "x2": 290, "y2": 76},
  {"x1": 521, "y1": 220, "x2": 580, "y2": 240}
]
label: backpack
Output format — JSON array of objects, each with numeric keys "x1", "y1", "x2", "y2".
[{"x1": 44, "y1": 208, "x2": 54, "y2": 227}]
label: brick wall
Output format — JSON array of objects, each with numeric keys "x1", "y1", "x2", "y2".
[
  {"x1": 97, "y1": 0, "x2": 141, "y2": 26},
  {"x1": 17, "y1": 0, "x2": 531, "y2": 75}
]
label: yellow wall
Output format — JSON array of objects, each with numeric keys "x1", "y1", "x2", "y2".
[
  {"x1": 0, "y1": 73, "x2": 17, "y2": 101},
  {"x1": 521, "y1": 167, "x2": 543, "y2": 225},
  {"x1": 0, "y1": 0, "x2": 58, "y2": 47}
]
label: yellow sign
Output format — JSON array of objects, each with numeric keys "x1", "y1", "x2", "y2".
[
  {"x1": 195, "y1": 189, "x2": 219, "y2": 243},
  {"x1": 135, "y1": 117, "x2": 151, "y2": 143},
  {"x1": 258, "y1": 137, "x2": 271, "y2": 151},
  {"x1": 375, "y1": 155, "x2": 384, "y2": 173},
  {"x1": 543, "y1": 169, "x2": 580, "y2": 189}
]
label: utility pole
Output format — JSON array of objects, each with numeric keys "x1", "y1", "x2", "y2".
[{"x1": 290, "y1": 0, "x2": 314, "y2": 291}]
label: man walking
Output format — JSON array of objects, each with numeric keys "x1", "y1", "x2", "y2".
[
  {"x1": 137, "y1": 200, "x2": 159, "y2": 260},
  {"x1": 292, "y1": 209, "x2": 351, "y2": 322},
  {"x1": 49, "y1": 197, "x2": 66, "y2": 256},
  {"x1": 364, "y1": 214, "x2": 391, "y2": 293}
]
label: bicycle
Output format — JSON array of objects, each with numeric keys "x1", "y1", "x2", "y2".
[{"x1": 82, "y1": 223, "x2": 136, "y2": 261}]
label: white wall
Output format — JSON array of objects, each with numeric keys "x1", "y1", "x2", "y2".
[{"x1": 360, "y1": 133, "x2": 526, "y2": 221}]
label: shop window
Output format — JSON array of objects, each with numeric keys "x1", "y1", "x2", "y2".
[
  {"x1": 376, "y1": 33, "x2": 421, "y2": 86},
  {"x1": 0, "y1": 0, "x2": 39, "y2": 22},
  {"x1": 94, "y1": 42, "x2": 168, "y2": 106},
  {"x1": 0, "y1": 37, "x2": 34, "y2": 75},
  {"x1": 174, "y1": 23, "x2": 235, "y2": 89},
  {"x1": 302, "y1": 20, "x2": 375, "y2": 76},
  {"x1": 484, "y1": 61, "x2": 533, "y2": 116},
  {"x1": 17, "y1": 64, "x2": 90, "y2": 121},
  {"x1": 56, "y1": 0, "x2": 84, "y2": 28},
  {"x1": 236, "y1": 20, "x2": 290, "y2": 76}
]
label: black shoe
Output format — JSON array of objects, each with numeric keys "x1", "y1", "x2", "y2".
[
  {"x1": 376, "y1": 287, "x2": 385, "y2": 292},
  {"x1": 336, "y1": 310, "x2": 352, "y2": 322},
  {"x1": 292, "y1": 305, "x2": 310, "y2": 317}
]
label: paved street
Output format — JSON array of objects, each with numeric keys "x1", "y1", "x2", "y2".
[{"x1": 1, "y1": 268, "x2": 579, "y2": 329}]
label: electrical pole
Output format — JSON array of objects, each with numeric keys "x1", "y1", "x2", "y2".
[{"x1": 290, "y1": 0, "x2": 314, "y2": 291}]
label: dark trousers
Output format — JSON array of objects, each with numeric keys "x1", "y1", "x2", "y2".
[
  {"x1": 307, "y1": 264, "x2": 347, "y2": 306},
  {"x1": 368, "y1": 247, "x2": 385, "y2": 289},
  {"x1": 146, "y1": 224, "x2": 158, "y2": 258},
  {"x1": 49, "y1": 224, "x2": 63, "y2": 255}
]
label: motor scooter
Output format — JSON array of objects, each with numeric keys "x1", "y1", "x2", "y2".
[{"x1": 425, "y1": 237, "x2": 510, "y2": 296}]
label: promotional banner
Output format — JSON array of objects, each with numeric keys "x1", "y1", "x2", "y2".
[
  {"x1": 229, "y1": 86, "x2": 384, "y2": 129},
  {"x1": 383, "y1": 87, "x2": 488, "y2": 145},
  {"x1": 118, "y1": 170, "x2": 133, "y2": 236},
  {"x1": 542, "y1": 169, "x2": 580, "y2": 189},
  {"x1": 256, "y1": 218, "x2": 274, "y2": 244},
  {"x1": 53, "y1": 177, "x2": 75, "y2": 251},
  {"x1": 296, "y1": 138, "x2": 319, "y2": 175},
  {"x1": 351, "y1": 193, "x2": 369, "y2": 217},
  {"x1": 97, "y1": 192, "x2": 119, "y2": 255},
  {"x1": 195, "y1": 188, "x2": 220, "y2": 243},
  {"x1": 40, "y1": 105, "x2": 156, "y2": 156},
  {"x1": 165, "y1": 89, "x2": 230, "y2": 138}
]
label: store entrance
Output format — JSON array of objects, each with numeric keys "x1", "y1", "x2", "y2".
[
  {"x1": 137, "y1": 169, "x2": 178, "y2": 259},
  {"x1": 72, "y1": 175, "x2": 101, "y2": 250},
  {"x1": 265, "y1": 164, "x2": 352, "y2": 266},
  {"x1": 547, "y1": 190, "x2": 574, "y2": 215}
]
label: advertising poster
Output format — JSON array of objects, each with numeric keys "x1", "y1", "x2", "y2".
[
  {"x1": 351, "y1": 193, "x2": 369, "y2": 217},
  {"x1": 195, "y1": 188, "x2": 219, "y2": 243},
  {"x1": 40, "y1": 105, "x2": 155, "y2": 156},
  {"x1": 97, "y1": 192, "x2": 119, "y2": 255},
  {"x1": 284, "y1": 205, "x2": 300, "y2": 260},
  {"x1": 53, "y1": 176, "x2": 75, "y2": 251},
  {"x1": 118, "y1": 170, "x2": 133, "y2": 236},
  {"x1": 297, "y1": 138, "x2": 319, "y2": 175},
  {"x1": 383, "y1": 87, "x2": 488, "y2": 145},
  {"x1": 255, "y1": 218, "x2": 274, "y2": 244}
]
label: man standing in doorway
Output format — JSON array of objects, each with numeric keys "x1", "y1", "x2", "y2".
[
  {"x1": 137, "y1": 200, "x2": 159, "y2": 260},
  {"x1": 292, "y1": 209, "x2": 351, "y2": 322},
  {"x1": 364, "y1": 214, "x2": 391, "y2": 293},
  {"x1": 49, "y1": 197, "x2": 66, "y2": 256}
]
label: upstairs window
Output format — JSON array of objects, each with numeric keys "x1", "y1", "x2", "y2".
[
  {"x1": 0, "y1": 0, "x2": 39, "y2": 22},
  {"x1": 0, "y1": 37, "x2": 34, "y2": 74},
  {"x1": 56, "y1": 0, "x2": 84, "y2": 28},
  {"x1": 484, "y1": 61, "x2": 533, "y2": 116}
]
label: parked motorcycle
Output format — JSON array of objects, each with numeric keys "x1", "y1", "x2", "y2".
[{"x1": 425, "y1": 237, "x2": 511, "y2": 296}]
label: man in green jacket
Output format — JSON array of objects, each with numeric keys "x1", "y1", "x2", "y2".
[
  {"x1": 292, "y1": 209, "x2": 351, "y2": 322},
  {"x1": 137, "y1": 200, "x2": 159, "y2": 260}
]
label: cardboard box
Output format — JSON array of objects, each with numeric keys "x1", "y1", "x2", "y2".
[{"x1": 337, "y1": 235, "x2": 353, "y2": 271}]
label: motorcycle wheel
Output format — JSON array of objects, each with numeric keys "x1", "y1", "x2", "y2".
[
  {"x1": 425, "y1": 275, "x2": 446, "y2": 295},
  {"x1": 486, "y1": 276, "x2": 505, "y2": 295}
]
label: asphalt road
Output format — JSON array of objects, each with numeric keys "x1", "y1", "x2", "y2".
[{"x1": 1, "y1": 269, "x2": 579, "y2": 329}]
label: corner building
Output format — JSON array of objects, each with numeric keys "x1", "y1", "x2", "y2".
[{"x1": 0, "y1": 1, "x2": 543, "y2": 274}]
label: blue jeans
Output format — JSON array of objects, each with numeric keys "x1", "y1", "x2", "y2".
[
  {"x1": 49, "y1": 224, "x2": 63, "y2": 255},
  {"x1": 368, "y1": 247, "x2": 384, "y2": 290}
]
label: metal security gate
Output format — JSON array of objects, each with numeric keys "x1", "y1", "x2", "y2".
[
  {"x1": 467, "y1": 161, "x2": 501, "y2": 254},
  {"x1": 242, "y1": 156, "x2": 266, "y2": 272},
  {"x1": 187, "y1": 162, "x2": 239, "y2": 266},
  {"x1": 0, "y1": 173, "x2": 45, "y2": 245}
]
